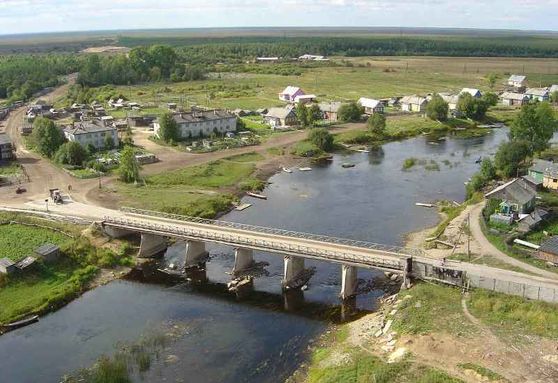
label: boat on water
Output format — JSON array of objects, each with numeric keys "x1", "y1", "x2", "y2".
[
  {"x1": 246, "y1": 192, "x2": 267, "y2": 200},
  {"x1": 356, "y1": 149, "x2": 370, "y2": 153},
  {"x1": 282, "y1": 167, "x2": 292, "y2": 173},
  {"x1": 299, "y1": 167, "x2": 312, "y2": 171},
  {"x1": 235, "y1": 203, "x2": 252, "y2": 211},
  {"x1": 2, "y1": 315, "x2": 39, "y2": 331},
  {"x1": 342, "y1": 163, "x2": 355, "y2": 168},
  {"x1": 415, "y1": 202, "x2": 435, "y2": 208}
]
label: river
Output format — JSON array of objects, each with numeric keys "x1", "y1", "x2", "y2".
[{"x1": 0, "y1": 129, "x2": 508, "y2": 383}]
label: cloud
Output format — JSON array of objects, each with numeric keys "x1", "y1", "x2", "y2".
[{"x1": 0, "y1": 0, "x2": 556, "y2": 34}]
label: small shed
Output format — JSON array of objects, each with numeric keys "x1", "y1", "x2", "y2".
[
  {"x1": 0, "y1": 258, "x2": 16, "y2": 275},
  {"x1": 15, "y1": 256, "x2": 37, "y2": 271},
  {"x1": 537, "y1": 236, "x2": 558, "y2": 264},
  {"x1": 35, "y1": 243, "x2": 60, "y2": 263}
]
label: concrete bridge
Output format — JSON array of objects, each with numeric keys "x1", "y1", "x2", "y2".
[{"x1": 102, "y1": 207, "x2": 420, "y2": 299}]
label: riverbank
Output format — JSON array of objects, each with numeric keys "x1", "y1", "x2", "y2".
[
  {"x1": 290, "y1": 282, "x2": 558, "y2": 382},
  {"x1": 0, "y1": 212, "x2": 134, "y2": 329}
]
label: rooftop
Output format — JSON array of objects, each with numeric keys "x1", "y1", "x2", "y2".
[
  {"x1": 526, "y1": 88, "x2": 550, "y2": 97},
  {"x1": 0, "y1": 133, "x2": 12, "y2": 145},
  {"x1": 265, "y1": 107, "x2": 295, "y2": 119},
  {"x1": 280, "y1": 86, "x2": 303, "y2": 96},
  {"x1": 65, "y1": 120, "x2": 116, "y2": 135},
  {"x1": 318, "y1": 102, "x2": 342, "y2": 113},
  {"x1": 35, "y1": 243, "x2": 60, "y2": 256},
  {"x1": 508, "y1": 74, "x2": 526, "y2": 83},
  {"x1": 501, "y1": 92, "x2": 528, "y2": 101},
  {"x1": 171, "y1": 110, "x2": 236, "y2": 124},
  {"x1": 400, "y1": 95, "x2": 427, "y2": 105},
  {"x1": 485, "y1": 178, "x2": 536, "y2": 205},
  {"x1": 358, "y1": 97, "x2": 382, "y2": 108},
  {"x1": 539, "y1": 236, "x2": 558, "y2": 256},
  {"x1": 0, "y1": 258, "x2": 15, "y2": 267}
]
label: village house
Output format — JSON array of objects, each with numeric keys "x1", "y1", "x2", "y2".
[
  {"x1": 507, "y1": 74, "x2": 527, "y2": 90},
  {"x1": 264, "y1": 107, "x2": 298, "y2": 129},
  {"x1": 460, "y1": 88, "x2": 482, "y2": 98},
  {"x1": 127, "y1": 115, "x2": 156, "y2": 128},
  {"x1": 500, "y1": 92, "x2": 529, "y2": 107},
  {"x1": 279, "y1": 86, "x2": 305, "y2": 102},
  {"x1": 528, "y1": 159, "x2": 558, "y2": 191},
  {"x1": 439, "y1": 93, "x2": 460, "y2": 113},
  {"x1": 64, "y1": 120, "x2": 119, "y2": 150},
  {"x1": 154, "y1": 109, "x2": 237, "y2": 139},
  {"x1": 525, "y1": 88, "x2": 550, "y2": 102},
  {"x1": 537, "y1": 236, "x2": 558, "y2": 265},
  {"x1": 485, "y1": 178, "x2": 536, "y2": 218},
  {"x1": 358, "y1": 98, "x2": 384, "y2": 115},
  {"x1": 400, "y1": 95, "x2": 428, "y2": 113},
  {"x1": 0, "y1": 133, "x2": 15, "y2": 161},
  {"x1": 318, "y1": 102, "x2": 342, "y2": 122},
  {"x1": 298, "y1": 54, "x2": 328, "y2": 61}
]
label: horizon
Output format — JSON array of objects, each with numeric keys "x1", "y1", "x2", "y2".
[{"x1": 0, "y1": 1, "x2": 557, "y2": 36}]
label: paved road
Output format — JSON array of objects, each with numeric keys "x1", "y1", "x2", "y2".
[{"x1": 469, "y1": 201, "x2": 558, "y2": 280}]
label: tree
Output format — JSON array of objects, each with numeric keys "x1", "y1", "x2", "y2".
[
  {"x1": 104, "y1": 133, "x2": 115, "y2": 150},
  {"x1": 425, "y1": 94, "x2": 449, "y2": 121},
  {"x1": 551, "y1": 90, "x2": 558, "y2": 104},
  {"x1": 32, "y1": 117, "x2": 66, "y2": 157},
  {"x1": 480, "y1": 158, "x2": 496, "y2": 180},
  {"x1": 367, "y1": 113, "x2": 386, "y2": 139},
  {"x1": 486, "y1": 73, "x2": 498, "y2": 89},
  {"x1": 494, "y1": 140, "x2": 532, "y2": 178},
  {"x1": 158, "y1": 112, "x2": 179, "y2": 143},
  {"x1": 122, "y1": 127, "x2": 134, "y2": 146},
  {"x1": 54, "y1": 141, "x2": 88, "y2": 166},
  {"x1": 296, "y1": 103, "x2": 309, "y2": 127},
  {"x1": 337, "y1": 102, "x2": 363, "y2": 122},
  {"x1": 308, "y1": 128, "x2": 334, "y2": 151},
  {"x1": 482, "y1": 92, "x2": 499, "y2": 107},
  {"x1": 457, "y1": 93, "x2": 488, "y2": 120},
  {"x1": 308, "y1": 104, "x2": 322, "y2": 126},
  {"x1": 510, "y1": 102, "x2": 557, "y2": 153},
  {"x1": 118, "y1": 146, "x2": 141, "y2": 183}
]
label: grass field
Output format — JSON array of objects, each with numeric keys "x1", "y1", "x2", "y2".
[
  {"x1": 117, "y1": 154, "x2": 264, "y2": 217},
  {"x1": 102, "y1": 56, "x2": 558, "y2": 115},
  {"x1": 0, "y1": 223, "x2": 73, "y2": 262}
]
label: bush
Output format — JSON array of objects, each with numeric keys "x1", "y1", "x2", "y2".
[
  {"x1": 308, "y1": 128, "x2": 334, "y2": 151},
  {"x1": 426, "y1": 94, "x2": 449, "y2": 121},
  {"x1": 337, "y1": 102, "x2": 363, "y2": 122},
  {"x1": 367, "y1": 113, "x2": 386, "y2": 139},
  {"x1": 54, "y1": 141, "x2": 88, "y2": 166}
]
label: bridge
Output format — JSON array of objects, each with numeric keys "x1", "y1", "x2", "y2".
[{"x1": 102, "y1": 207, "x2": 420, "y2": 298}]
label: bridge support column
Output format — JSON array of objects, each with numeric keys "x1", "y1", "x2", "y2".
[
  {"x1": 138, "y1": 233, "x2": 167, "y2": 258},
  {"x1": 103, "y1": 225, "x2": 134, "y2": 239},
  {"x1": 185, "y1": 240, "x2": 209, "y2": 267},
  {"x1": 340, "y1": 265, "x2": 358, "y2": 299},
  {"x1": 401, "y1": 258, "x2": 412, "y2": 290},
  {"x1": 232, "y1": 248, "x2": 254, "y2": 275},
  {"x1": 282, "y1": 256, "x2": 305, "y2": 289}
]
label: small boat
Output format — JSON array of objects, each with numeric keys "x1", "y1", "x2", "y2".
[
  {"x1": 299, "y1": 167, "x2": 312, "y2": 172},
  {"x1": 247, "y1": 192, "x2": 267, "y2": 200},
  {"x1": 356, "y1": 149, "x2": 370, "y2": 153},
  {"x1": 342, "y1": 163, "x2": 355, "y2": 168},
  {"x1": 282, "y1": 167, "x2": 292, "y2": 173},
  {"x1": 475, "y1": 157, "x2": 482, "y2": 164},
  {"x1": 235, "y1": 203, "x2": 252, "y2": 211},
  {"x1": 2, "y1": 315, "x2": 39, "y2": 331},
  {"x1": 415, "y1": 202, "x2": 435, "y2": 208}
]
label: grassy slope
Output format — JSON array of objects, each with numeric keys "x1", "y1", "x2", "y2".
[{"x1": 118, "y1": 155, "x2": 264, "y2": 217}]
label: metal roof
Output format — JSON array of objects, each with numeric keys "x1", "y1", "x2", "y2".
[
  {"x1": 485, "y1": 178, "x2": 536, "y2": 205},
  {"x1": 526, "y1": 88, "x2": 549, "y2": 97},
  {"x1": 508, "y1": 75, "x2": 526, "y2": 83},
  {"x1": 400, "y1": 95, "x2": 427, "y2": 105},
  {"x1": 35, "y1": 243, "x2": 60, "y2": 256},
  {"x1": 280, "y1": 86, "x2": 303, "y2": 96},
  {"x1": 501, "y1": 92, "x2": 529, "y2": 101},
  {"x1": 171, "y1": 110, "x2": 236, "y2": 124},
  {"x1": 539, "y1": 236, "x2": 558, "y2": 255},
  {"x1": 265, "y1": 107, "x2": 295, "y2": 119},
  {"x1": 358, "y1": 97, "x2": 382, "y2": 108},
  {"x1": 0, "y1": 258, "x2": 15, "y2": 267},
  {"x1": 0, "y1": 133, "x2": 12, "y2": 145},
  {"x1": 64, "y1": 121, "x2": 116, "y2": 135}
]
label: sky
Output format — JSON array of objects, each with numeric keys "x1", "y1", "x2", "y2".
[{"x1": 0, "y1": 0, "x2": 557, "y2": 35}]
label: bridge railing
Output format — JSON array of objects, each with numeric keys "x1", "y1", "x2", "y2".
[
  {"x1": 104, "y1": 215, "x2": 406, "y2": 269},
  {"x1": 118, "y1": 206, "x2": 424, "y2": 258}
]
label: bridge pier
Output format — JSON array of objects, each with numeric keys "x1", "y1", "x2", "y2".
[
  {"x1": 401, "y1": 258, "x2": 412, "y2": 290},
  {"x1": 232, "y1": 248, "x2": 254, "y2": 275},
  {"x1": 340, "y1": 265, "x2": 358, "y2": 299},
  {"x1": 282, "y1": 256, "x2": 305, "y2": 289},
  {"x1": 138, "y1": 233, "x2": 167, "y2": 258},
  {"x1": 184, "y1": 240, "x2": 209, "y2": 267}
]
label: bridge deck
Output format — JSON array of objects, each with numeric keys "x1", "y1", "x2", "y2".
[{"x1": 103, "y1": 208, "x2": 420, "y2": 272}]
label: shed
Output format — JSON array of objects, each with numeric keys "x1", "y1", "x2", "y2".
[
  {"x1": 537, "y1": 236, "x2": 558, "y2": 264},
  {"x1": 0, "y1": 258, "x2": 16, "y2": 275},
  {"x1": 35, "y1": 243, "x2": 60, "y2": 263},
  {"x1": 15, "y1": 256, "x2": 37, "y2": 271}
]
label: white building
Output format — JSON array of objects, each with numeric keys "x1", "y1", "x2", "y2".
[
  {"x1": 439, "y1": 93, "x2": 460, "y2": 111},
  {"x1": 526, "y1": 88, "x2": 550, "y2": 102},
  {"x1": 358, "y1": 97, "x2": 384, "y2": 114},
  {"x1": 154, "y1": 110, "x2": 237, "y2": 139},
  {"x1": 64, "y1": 120, "x2": 119, "y2": 150},
  {"x1": 508, "y1": 75, "x2": 526, "y2": 89},
  {"x1": 460, "y1": 88, "x2": 482, "y2": 98},
  {"x1": 400, "y1": 95, "x2": 428, "y2": 112}
]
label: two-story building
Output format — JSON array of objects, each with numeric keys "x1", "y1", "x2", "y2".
[
  {"x1": 279, "y1": 86, "x2": 305, "y2": 103},
  {"x1": 0, "y1": 133, "x2": 15, "y2": 161},
  {"x1": 64, "y1": 120, "x2": 119, "y2": 150},
  {"x1": 154, "y1": 110, "x2": 237, "y2": 139}
]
